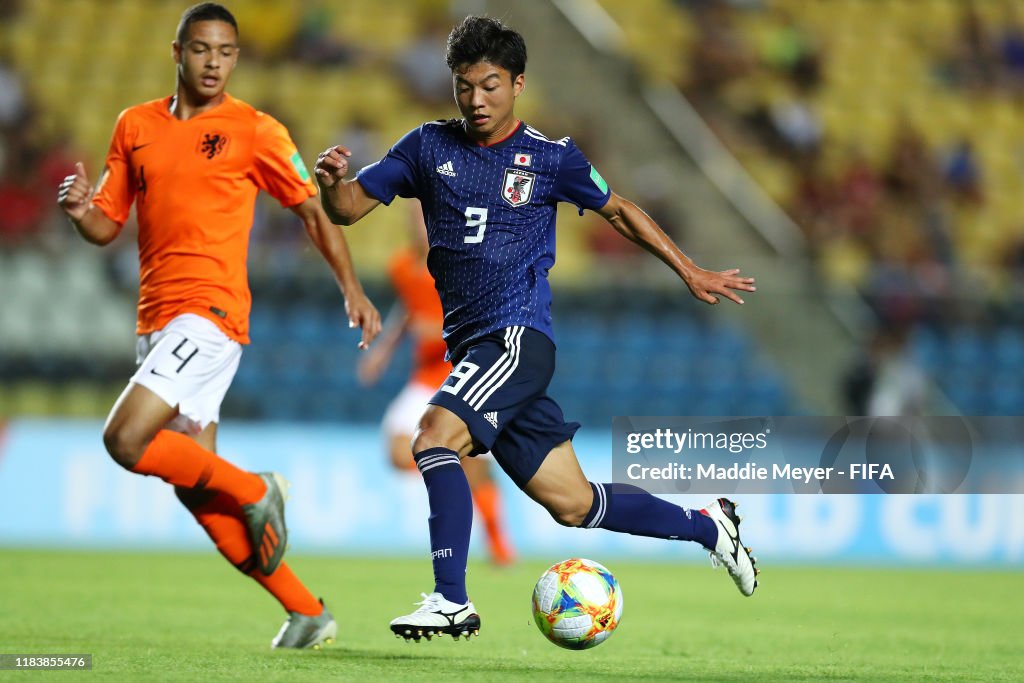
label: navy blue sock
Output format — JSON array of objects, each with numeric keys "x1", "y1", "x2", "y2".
[
  {"x1": 580, "y1": 482, "x2": 718, "y2": 550},
  {"x1": 414, "y1": 447, "x2": 472, "y2": 604}
]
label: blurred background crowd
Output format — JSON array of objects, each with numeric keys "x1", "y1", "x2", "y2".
[{"x1": 2, "y1": 0, "x2": 1022, "y2": 426}]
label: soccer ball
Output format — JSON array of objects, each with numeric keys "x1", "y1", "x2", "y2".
[{"x1": 531, "y1": 558, "x2": 623, "y2": 650}]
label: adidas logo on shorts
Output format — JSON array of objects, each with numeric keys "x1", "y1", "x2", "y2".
[{"x1": 483, "y1": 411, "x2": 498, "y2": 428}]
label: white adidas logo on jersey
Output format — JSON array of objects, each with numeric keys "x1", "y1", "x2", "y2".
[
  {"x1": 436, "y1": 160, "x2": 457, "y2": 177},
  {"x1": 483, "y1": 411, "x2": 498, "y2": 428}
]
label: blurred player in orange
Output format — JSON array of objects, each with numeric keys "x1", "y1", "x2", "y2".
[
  {"x1": 55, "y1": 3, "x2": 381, "y2": 649},
  {"x1": 358, "y1": 201, "x2": 514, "y2": 566}
]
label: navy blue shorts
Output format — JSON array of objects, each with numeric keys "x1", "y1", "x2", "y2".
[{"x1": 428, "y1": 326, "x2": 580, "y2": 489}]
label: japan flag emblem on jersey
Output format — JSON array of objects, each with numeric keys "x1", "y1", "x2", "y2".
[{"x1": 502, "y1": 168, "x2": 535, "y2": 207}]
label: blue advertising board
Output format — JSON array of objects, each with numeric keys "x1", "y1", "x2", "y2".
[{"x1": 1, "y1": 420, "x2": 1021, "y2": 565}]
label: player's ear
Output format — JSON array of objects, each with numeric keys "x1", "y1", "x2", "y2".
[
  {"x1": 513, "y1": 73, "x2": 525, "y2": 98},
  {"x1": 172, "y1": 41, "x2": 182, "y2": 65}
]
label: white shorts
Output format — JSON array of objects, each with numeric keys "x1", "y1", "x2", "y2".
[
  {"x1": 382, "y1": 381, "x2": 492, "y2": 460},
  {"x1": 131, "y1": 313, "x2": 242, "y2": 434},
  {"x1": 382, "y1": 382, "x2": 435, "y2": 439}
]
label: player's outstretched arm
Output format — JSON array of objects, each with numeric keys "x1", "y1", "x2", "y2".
[
  {"x1": 597, "y1": 192, "x2": 756, "y2": 306},
  {"x1": 291, "y1": 196, "x2": 382, "y2": 349},
  {"x1": 57, "y1": 162, "x2": 122, "y2": 246},
  {"x1": 313, "y1": 145, "x2": 381, "y2": 226},
  {"x1": 357, "y1": 304, "x2": 410, "y2": 386}
]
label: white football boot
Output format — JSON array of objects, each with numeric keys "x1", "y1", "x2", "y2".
[
  {"x1": 389, "y1": 592, "x2": 481, "y2": 642},
  {"x1": 271, "y1": 599, "x2": 337, "y2": 649},
  {"x1": 702, "y1": 498, "x2": 759, "y2": 596}
]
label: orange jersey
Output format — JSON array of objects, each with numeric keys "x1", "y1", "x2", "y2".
[
  {"x1": 388, "y1": 249, "x2": 451, "y2": 388},
  {"x1": 92, "y1": 94, "x2": 316, "y2": 343}
]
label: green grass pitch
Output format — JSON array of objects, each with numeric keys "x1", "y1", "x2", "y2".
[{"x1": 1, "y1": 549, "x2": 1019, "y2": 682}]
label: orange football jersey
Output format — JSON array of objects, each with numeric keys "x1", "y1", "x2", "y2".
[
  {"x1": 92, "y1": 94, "x2": 316, "y2": 343},
  {"x1": 388, "y1": 249, "x2": 452, "y2": 388}
]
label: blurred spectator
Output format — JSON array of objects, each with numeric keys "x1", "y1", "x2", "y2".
[
  {"x1": 999, "y1": 232, "x2": 1024, "y2": 320},
  {"x1": 942, "y1": 138, "x2": 984, "y2": 205},
  {"x1": 760, "y1": 10, "x2": 822, "y2": 91},
  {"x1": 788, "y1": 155, "x2": 839, "y2": 245},
  {"x1": 684, "y1": 0, "x2": 756, "y2": 112},
  {"x1": 765, "y1": 88, "x2": 822, "y2": 159},
  {"x1": 863, "y1": 233, "x2": 952, "y2": 328},
  {"x1": 939, "y1": 3, "x2": 998, "y2": 90},
  {"x1": 288, "y1": 1, "x2": 361, "y2": 68},
  {"x1": 393, "y1": 15, "x2": 453, "y2": 106},
  {"x1": 754, "y1": 10, "x2": 824, "y2": 160},
  {"x1": 789, "y1": 149, "x2": 882, "y2": 248},
  {"x1": 918, "y1": 202, "x2": 956, "y2": 271},
  {"x1": 0, "y1": 58, "x2": 27, "y2": 129},
  {"x1": 835, "y1": 150, "x2": 882, "y2": 237},
  {"x1": 0, "y1": 170, "x2": 46, "y2": 245},
  {"x1": 0, "y1": 119, "x2": 75, "y2": 246},
  {"x1": 843, "y1": 327, "x2": 929, "y2": 416},
  {"x1": 997, "y1": 8, "x2": 1024, "y2": 92},
  {"x1": 332, "y1": 112, "x2": 382, "y2": 174},
  {"x1": 867, "y1": 328, "x2": 929, "y2": 416},
  {"x1": 883, "y1": 119, "x2": 941, "y2": 202},
  {"x1": 1003, "y1": 232, "x2": 1024, "y2": 274}
]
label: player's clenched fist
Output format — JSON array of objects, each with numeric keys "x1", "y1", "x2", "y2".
[
  {"x1": 314, "y1": 145, "x2": 352, "y2": 188},
  {"x1": 57, "y1": 162, "x2": 93, "y2": 221}
]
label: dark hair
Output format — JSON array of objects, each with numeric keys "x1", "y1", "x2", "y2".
[
  {"x1": 445, "y1": 16, "x2": 526, "y2": 78},
  {"x1": 176, "y1": 2, "x2": 238, "y2": 44}
]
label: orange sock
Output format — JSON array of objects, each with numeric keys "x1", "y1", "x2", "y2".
[
  {"x1": 471, "y1": 480, "x2": 514, "y2": 565},
  {"x1": 132, "y1": 430, "x2": 265, "y2": 505},
  {"x1": 184, "y1": 491, "x2": 322, "y2": 616},
  {"x1": 251, "y1": 564, "x2": 322, "y2": 616}
]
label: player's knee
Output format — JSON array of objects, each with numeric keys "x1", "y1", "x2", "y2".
[
  {"x1": 411, "y1": 427, "x2": 456, "y2": 455},
  {"x1": 546, "y1": 499, "x2": 591, "y2": 528},
  {"x1": 102, "y1": 423, "x2": 148, "y2": 470},
  {"x1": 412, "y1": 407, "x2": 473, "y2": 456}
]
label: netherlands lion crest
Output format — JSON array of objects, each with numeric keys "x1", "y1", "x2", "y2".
[
  {"x1": 197, "y1": 132, "x2": 229, "y2": 159},
  {"x1": 502, "y1": 168, "x2": 535, "y2": 207}
]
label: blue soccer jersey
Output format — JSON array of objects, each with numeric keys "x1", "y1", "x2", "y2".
[{"x1": 356, "y1": 120, "x2": 611, "y2": 354}]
